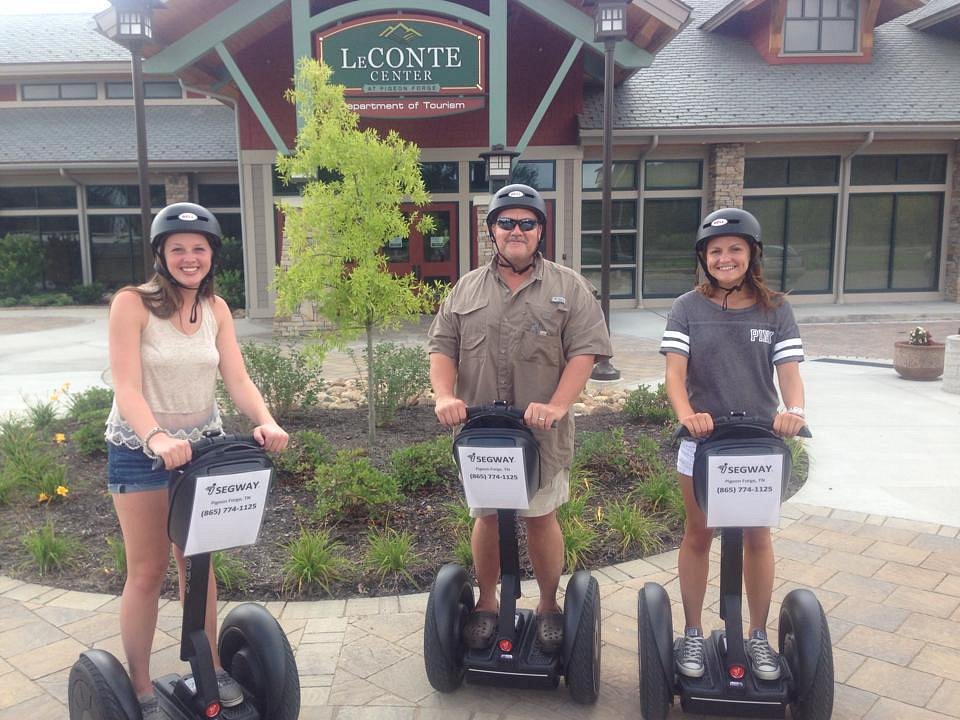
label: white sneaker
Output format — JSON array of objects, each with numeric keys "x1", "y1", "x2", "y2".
[
  {"x1": 675, "y1": 627, "x2": 705, "y2": 678},
  {"x1": 746, "y1": 629, "x2": 781, "y2": 680}
]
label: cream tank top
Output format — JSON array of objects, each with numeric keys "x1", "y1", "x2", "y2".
[{"x1": 105, "y1": 299, "x2": 223, "y2": 450}]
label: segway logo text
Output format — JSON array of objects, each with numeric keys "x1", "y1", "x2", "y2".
[
  {"x1": 467, "y1": 452, "x2": 512, "y2": 464},
  {"x1": 205, "y1": 481, "x2": 262, "y2": 496},
  {"x1": 717, "y1": 462, "x2": 773, "y2": 474}
]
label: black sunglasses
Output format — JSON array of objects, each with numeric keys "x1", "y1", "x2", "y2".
[{"x1": 495, "y1": 217, "x2": 539, "y2": 231}]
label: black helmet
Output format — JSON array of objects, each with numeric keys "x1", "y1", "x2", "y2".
[
  {"x1": 150, "y1": 202, "x2": 222, "y2": 256},
  {"x1": 695, "y1": 207, "x2": 762, "y2": 255},
  {"x1": 485, "y1": 184, "x2": 547, "y2": 232}
]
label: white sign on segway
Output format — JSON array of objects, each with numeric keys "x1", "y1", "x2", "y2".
[
  {"x1": 183, "y1": 468, "x2": 272, "y2": 555},
  {"x1": 457, "y1": 446, "x2": 529, "y2": 510},
  {"x1": 706, "y1": 453, "x2": 783, "y2": 528}
]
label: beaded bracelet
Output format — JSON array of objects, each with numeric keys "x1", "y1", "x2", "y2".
[{"x1": 142, "y1": 426, "x2": 166, "y2": 454}]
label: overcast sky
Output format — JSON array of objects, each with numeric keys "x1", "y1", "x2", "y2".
[{"x1": 0, "y1": 0, "x2": 110, "y2": 13}]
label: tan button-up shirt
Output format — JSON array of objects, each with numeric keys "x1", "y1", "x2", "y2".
[{"x1": 427, "y1": 256, "x2": 614, "y2": 483}]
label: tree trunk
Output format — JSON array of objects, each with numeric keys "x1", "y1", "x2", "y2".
[{"x1": 366, "y1": 320, "x2": 376, "y2": 443}]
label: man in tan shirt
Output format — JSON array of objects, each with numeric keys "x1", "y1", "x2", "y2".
[{"x1": 427, "y1": 184, "x2": 613, "y2": 653}]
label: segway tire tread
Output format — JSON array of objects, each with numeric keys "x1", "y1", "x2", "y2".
[
  {"x1": 68, "y1": 655, "x2": 132, "y2": 720},
  {"x1": 564, "y1": 577, "x2": 601, "y2": 705},
  {"x1": 789, "y1": 609, "x2": 834, "y2": 720},
  {"x1": 424, "y1": 589, "x2": 466, "y2": 692},
  {"x1": 269, "y1": 629, "x2": 301, "y2": 720},
  {"x1": 638, "y1": 595, "x2": 671, "y2": 720}
]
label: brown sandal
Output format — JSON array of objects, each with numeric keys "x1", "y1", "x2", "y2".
[
  {"x1": 536, "y1": 610, "x2": 564, "y2": 653},
  {"x1": 463, "y1": 610, "x2": 498, "y2": 649}
]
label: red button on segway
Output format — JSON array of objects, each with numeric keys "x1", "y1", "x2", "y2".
[
  {"x1": 728, "y1": 664, "x2": 746, "y2": 679},
  {"x1": 498, "y1": 639, "x2": 513, "y2": 653},
  {"x1": 205, "y1": 701, "x2": 221, "y2": 717}
]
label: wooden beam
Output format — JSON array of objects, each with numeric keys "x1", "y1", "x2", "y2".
[
  {"x1": 633, "y1": 16, "x2": 661, "y2": 48},
  {"x1": 769, "y1": 0, "x2": 788, "y2": 56}
]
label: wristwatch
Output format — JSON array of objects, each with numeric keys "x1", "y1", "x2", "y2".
[{"x1": 785, "y1": 406, "x2": 805, "y2": 418}]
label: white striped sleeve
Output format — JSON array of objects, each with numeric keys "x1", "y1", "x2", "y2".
[
  {"x1": 660, "y1": 330, "x2": 690, "y2": 356},
  {"x1": 772, "y1": 337, "x2": 804, "y2": 364}
]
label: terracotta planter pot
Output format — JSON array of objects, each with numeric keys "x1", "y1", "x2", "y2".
[{"x1": 893, "y1": 341, "x2": 945, "y2": 380}]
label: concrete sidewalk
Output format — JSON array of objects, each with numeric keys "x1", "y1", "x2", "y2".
[{"x1": 1, "y1": 301, "x2": 960, "y2": 718}]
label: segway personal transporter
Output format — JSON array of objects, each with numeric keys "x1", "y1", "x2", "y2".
[
  {"x1": 423, "y1": 402, "x2": 601, "y2": 703},
  {"x1": 637, "y1": 415, "x2": 833, "y2": 720},
  {"x1": 68, "y1": 434, "x2": 300, "y2": 720}
]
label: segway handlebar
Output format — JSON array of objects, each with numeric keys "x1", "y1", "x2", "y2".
[
  {"x1": 150, "y1": 433, "x2": 260, "y2": 471},
  {"x1": 464, "y1": 402, "x2": 558, "y2": 428},
  {"x1": 673, "y1": 414, "x2": 812, "y2": 441}
]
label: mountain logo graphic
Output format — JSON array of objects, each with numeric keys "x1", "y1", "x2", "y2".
[
  {"x1": 205, "y1": 483, "x2": 217, "y2": 496},
  {"x1": 467, "y1": 452, "x2": 477, "y2": 462},
  {"x1": 378, "y1": 23, "x2": 423, "y2": 42}
]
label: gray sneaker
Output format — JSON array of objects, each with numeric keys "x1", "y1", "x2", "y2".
[
  {"x1": 215, "y1": 669, "x2": 244, "y2": 708},
  {"x1": 746, "y1": 629, "x2": 781, "y2": 680},
  {"x1": 675, "y1": 627, "x2": 705, "y2": 678}
]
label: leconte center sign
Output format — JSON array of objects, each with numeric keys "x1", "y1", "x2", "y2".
[{"x1": 315, "y1": 13, "x2": 486, "y2": 118}]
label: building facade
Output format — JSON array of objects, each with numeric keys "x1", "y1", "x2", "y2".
[{"x1": 1, "y1": 0, "x2": 958, "y2": 321}]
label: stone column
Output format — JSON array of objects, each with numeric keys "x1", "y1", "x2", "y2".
[
  {"x1": 474, "y1": 197, "x2": 495, "y2": 267},
  {"x1": 706, "y1": 143, "x2": 745, "y2": 213},
  {"x1": 944, "y1": 142, "x2": 960, "y2": 303},
  {"x1": 163, "y1": 173, "x2": 190, "y2": 204}
]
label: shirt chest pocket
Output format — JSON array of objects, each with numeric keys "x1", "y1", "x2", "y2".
[
  {"x1": 519, "y1": 302, "x2": 566, "y2": 367},
  {"x1": 451, "y1": 297, "x2": 489, "y2": 359}
]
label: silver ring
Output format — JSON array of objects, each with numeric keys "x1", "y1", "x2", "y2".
[{"x1": 538, "y1": 416, "x2": 545, "y2": 421}]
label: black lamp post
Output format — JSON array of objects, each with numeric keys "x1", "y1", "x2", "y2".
[
  {"x1": 590, "y1": 1, "x2": 627, "y2": 382},
  {"x1": 96, "y1": 1, "x2": 160, "y2": 281},
  {"x1": 479, "y1": 144, "x2": 519, "y2": 195}
]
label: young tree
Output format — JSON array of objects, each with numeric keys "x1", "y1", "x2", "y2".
[{"x1": 274, "y1": 59, "x2": 444, "y2": 442}]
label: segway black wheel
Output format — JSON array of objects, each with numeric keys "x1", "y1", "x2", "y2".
[
  {"x1": 638, "y1": 584, "x2": 673, "y2": 720},
  {"x1": 424, "y1": 563, "x2": 474, "y2": 692},
  {"x1": 564, "y1": 574, "x2": 601, "y2": 704},
  {"x1": 779, "y1": 589, "x2": 834, "y2": 720},
  {"x1": 219, "y1": 602, "x2": 300, "y2": 720},
  {"x1": 67, "y1": 651, "x2": 139, "y2": 720}
]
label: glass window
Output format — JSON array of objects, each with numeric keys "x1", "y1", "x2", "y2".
[
  {"x1": 21, "y1": 84, "x2": 60, "y2": 100},
  {"x1": 512, "y1": 161, "x2": 556, "y2": 191},
  {"x1": 582, "y1": 161, "x2": 636, "y2": 190},
  {"x1": 89, "y1": 215, "x2": 147, "y2": 288},
  {"x1": 641, "y1": 197, "x2": 702, "y2": 297},
  {"x1": 217, "y1": 213, "x2": 243, "y2": 245},
  {"x1": 145, "y1": 81, "x2": 182, "y2": 98},
  {"x1": 468, "y1": 161, "x2": 487, "y2": 193},
  {"x1": 0, "y1": 186, "x2": 76, "y2": 209},
  {"x1": 580, "y1": 233, "x2": 637, "y2": 266},
  {"x1": 198, "y1": 184, "x2": 241, "y2": 207},
  {"x1": 745, "y1": 195, "x2": 836, "y2": 293},
  {"x1": 60, "y1": 83, "x2": 97, "y2": 100},
  {"x1": 0, "y1": 216, "x2": 79, "y2": 291},
  {"x1": 644, "y1": 160, "x2": 702, "y2": 190},
  {"x1": 420, "y1": 162, "x2": 459, "y2": 194},
  {"x1": 86, "y1": 185, "x2": 165, "y2": 208},
  {"x1": 784, "y1": 0, "x2": 858, "y2": 53},
  {"x1": 745, "y1": 157, "x2": 838, "y2": 187},
  {"x1": 580, "y1": 268, "x2": 635, "y2": 299},
  {"x1": 581, "y1": 200, "x2": 637, "y2": 232},
  {"x1": 851, "y1": 155, "x2": 947, "y2": 185},
  {"x1": 845, "y1": 193, "x2": 943, "y2": 291}
]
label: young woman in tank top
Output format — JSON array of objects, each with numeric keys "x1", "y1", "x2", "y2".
[{"x1": 105, "y1": 203, "x2": 288, "y2": 717}]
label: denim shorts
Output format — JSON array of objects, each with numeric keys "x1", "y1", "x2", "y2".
[{"x1": 107, "y1": 442, "x2": 170, "y2": 494}]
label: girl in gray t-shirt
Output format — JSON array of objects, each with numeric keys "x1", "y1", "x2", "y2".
[{"x1": 659, "y1": 208, "x2": 808, "y2": 682}]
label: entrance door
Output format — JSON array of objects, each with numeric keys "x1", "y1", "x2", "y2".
[{"x1": 384, "y1": 202, "x2": 458, "y2": 285}]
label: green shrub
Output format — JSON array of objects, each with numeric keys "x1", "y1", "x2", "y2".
[
  {"x1": 70, "y1": 282, "x2": 108, "y2": 305},
  {"x1": 786, "y1": 436, "x2": 809, "y2": 489},
  {"x1": 634, "y1": 464, "x2": 686, "y2": 524},
  {"x1": 276, "y1": 430, "x2": 334, "y2": 477},
  {"x1": 106, "y1": 536, "x2": 126, "y2": 576},
  {"x1": 24, "y1": 292, "x2": 73, "y2": 307},
  {"x1": 355, "y1": 342, "x2": 430, "y2": 425},
  {"x1": 442, "y1": 500, "x2": 473, "y2": 536},
  {"x1": 22, "y1": 521, "x2": 80, "y2": 575},
  {"x1": 0, "y1": 297, "x2": 18, "y2": 308},
  {"x1": 216, "y1": 268, "x2": 246, "y2": 311},
  {"x1": 604, "y1": 501, "x2": 666, "y2": 556},
  {"x1": 389, "y1": 435, "x2": 456, "y2": 492},
  {"x1": 560, "y1": 517, "x2": 596, "y2": 572},
  {"x1": 0, "y1": 234, "x2": 42, "y2": 298},
  {"x1": 23, "y1": 395, "x2": 59, "y2": 432},
  {"x1": 219, "y1": 342, "x2": 322, "y2": 419},
  {"x1": 573, "y1": 428, "x2": 633, "y2": 478},
  {"x1": 623, "y1": 383, "x2": 675, "y2": 425},
  {"x1": 213, "y1": 550, "x2": 250, "y2": 592},
  {"x1": 0, "y1": 425, "x2": 69, "y2": 502},
  {"x1": 66, "y1": 386, "x2": 114, "y2": 420},
  {"x1": 310, "y1": 449, "x2": 402, "y2": 520},
  {"x1": 73, "y1": 407, "x2": 110, "y2": 456},
  {"x1": 364, "y1": 527, "x2": 422, "y2": 587},
  {"x1": 557, "y1": 485, "x2": 592, "y2": 525},
  {"x1": 282, "y1": 528, "x2": 348, "y2": 595},
  {"x1": 452, "y1": 534, "x2": 473, "y2": 566}
]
